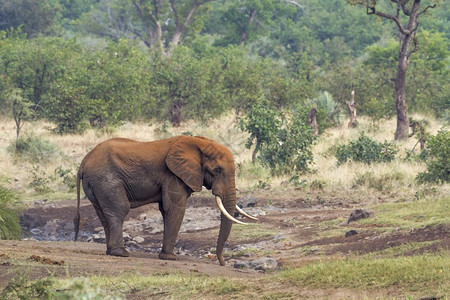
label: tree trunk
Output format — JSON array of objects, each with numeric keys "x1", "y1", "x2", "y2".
[
  {"x1": 170, "y1": 103, "x2": 183, "y2": 127},
  {"x1": 307, "y1": 107, "x2": 319, "y2": 136},
  {"x1": 346, "y1": 90, "x2": 357, "y2": 128},
  {"x1": 393, "y1": 0, "x2": 422, "y2": 140},
  {"x1": 394, "y1": 49, "x2": 410, "y2": 140},
  {"x1": 360, "y1": 0, "x2": 436, "y2": 140},
  {"x1": 240, "y1": 9, "x2": 256, "y2": 46}
]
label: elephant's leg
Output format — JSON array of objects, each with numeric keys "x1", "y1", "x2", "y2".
[
  {"x1": 95, "y1": 186, "x2": 131, "y2": 257},
  {"x1": 92, "y1": 205, "x2": 111, "y2": 254},
  {"x1": 158, "y1": 182, "x2": 189, "y2": 261},
  {"x1": 82, "y1": 181, "x2": 111, "y2": 254}
]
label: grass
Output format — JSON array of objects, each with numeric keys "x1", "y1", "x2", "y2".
[
  {"x1": 279, "y1": 252, "x2": 449, "y2": 295},
  {"x1": 0, "y1": 113, "x2": 449, "y2": 299},
  {"x1": 56, "y1": 272, "x2": 245, "y2": 299},
  {"x1": 316, "y1": 194, "x2": 450, "y2": 241}
]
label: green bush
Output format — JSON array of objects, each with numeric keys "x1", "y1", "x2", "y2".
[
  {"x1": 240, "y1": 100, "x2": 316, "y2": 175},
  {"x1": 335, "y1": 132, "x2": 398, "y2": 165},
  {"x1": 0, "y1": 179, "x2": 21, "y2": 240},
  {"x1": 307, "y1": 91, "x2": 344, "y2": 131},
  {"x1": 1, "y1": 274, "x2": 123, "y2": 300},
  {"x1": 9, "y1": 134, "x2": 61, "y2": 163},
  {"x1": 417, "y1": 129, "x2": 449, "y2": 184}
]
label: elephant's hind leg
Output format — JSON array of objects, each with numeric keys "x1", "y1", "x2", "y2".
[{"x1": 93, "y1": 184, "x2": 131, "y2": 257}]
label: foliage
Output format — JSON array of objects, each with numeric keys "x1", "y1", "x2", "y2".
[
  {"x1": 352, "y1": 171, "x2": 405, "y2": 192},
  {"x1": 240, "y1": 100, "x2": 316, "y2": 175},
  {"x1": 8, "y1": 134, "x2": 61, "y2": 164},
  {"x1": 1, "y1": 274, "x2": 122, "y2": 300},
  {"x1": 0, "y1": 179, "x2": 21, "y2": 240},
  {"x1": 150, "y1": 46, "x2": 226, "y2": 126},
  {"x1": 417, "y1": 129, "x2": 449, "y2": 184},
  {"x1": 307, "y1": 91, "x2": 344, "y2": 131},
  {"x1": 335, "y1": 132, "x2": 398, "y2": 165},
  {"x1": 29, "y1": 165, "x2": 54, "y2": 194},
  {"x1": 54, "y1": 166, "x2": 77, "y2": 192},
  {"x1": 5, "y1": 88, "x2": 34, "y2": 141},
  {"x1": 0, "y1": 0, "x2": 62, "y2": 37}
]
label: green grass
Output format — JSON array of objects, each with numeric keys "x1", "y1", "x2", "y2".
[
  {"x1": 279, "y1": 252, "x2": 450, "y2": 294},
  {"x1": 316, "y1": 195, "x2": 450, "y2": 241},
  {"x1": 57, "y1": 273, "x2": 245, "y2": 299},
  {"x1": 230, "y1": 223, "x2": 277, "y2": 243},
  {"x1": 362, "y1": 195, "x2": 450, "y2": 230}
]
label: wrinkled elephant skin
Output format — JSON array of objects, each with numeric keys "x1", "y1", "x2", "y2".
[{"x1": 74, "y1": 135, "x2": 242, "y2": 265}]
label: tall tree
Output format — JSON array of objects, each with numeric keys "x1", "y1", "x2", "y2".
[
  {"x1": 348, "y1": 0, "x2": 438, "y2": 140},
  {"x1": 78, "y1": 0, "x2": 213, "y2": 53}
]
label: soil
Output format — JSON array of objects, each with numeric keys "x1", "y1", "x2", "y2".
[{"x1": 0, "y1": 194, "x2": 448, "y2": 298}]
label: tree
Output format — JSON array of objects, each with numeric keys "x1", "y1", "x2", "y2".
[
  {"x1": 0, "y1": 0, "x2": 62, "y2": 38},
  {"x1": 77, "y1": 0, "x2": 213, "y2": 53},
  {"x1": 348, "y1": 0, "x2": 438, "y2": 140},
  {"x1": 6, "y1": 88, "x2": 33, "y2": 143}
]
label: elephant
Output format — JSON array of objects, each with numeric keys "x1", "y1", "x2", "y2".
[{"x1": 74, "y1": 135, "x2": 257, "y2": 266}]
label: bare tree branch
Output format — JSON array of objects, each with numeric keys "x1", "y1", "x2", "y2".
[
  {"x1": 418, "y1": 3, "x2": 436, "y2": 16},
  {"x1": 366, "y1": 5, "x2": 411, "y2": 35},
  {"x1": 283, "y1": 0, "x2": 306, "y2": 13}
]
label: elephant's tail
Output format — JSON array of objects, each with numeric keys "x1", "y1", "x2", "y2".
[{"x1": 74, "y1": 167, "x2": 82, "y2": 241}]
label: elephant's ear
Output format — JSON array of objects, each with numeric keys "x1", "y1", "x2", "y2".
[{"x1": 166, "y1": 136, "x2": 204, "y2": 192}]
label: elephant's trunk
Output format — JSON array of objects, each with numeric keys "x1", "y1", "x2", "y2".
[{"x1": 216, "y1": 177, "x2": 237, "y2": 266}]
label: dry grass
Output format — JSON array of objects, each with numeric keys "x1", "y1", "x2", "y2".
[{"x1": 0, "y1": 113, "x2": 447, "y2": 203}]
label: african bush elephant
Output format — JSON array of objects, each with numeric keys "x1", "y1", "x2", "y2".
[{"x1": 74, "y1": 135, "x2": 257, "y2": 266}]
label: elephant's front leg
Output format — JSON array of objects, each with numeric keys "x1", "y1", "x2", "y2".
[{"x1": 158, "y1": 181, "x2": 189, "y2": 261}]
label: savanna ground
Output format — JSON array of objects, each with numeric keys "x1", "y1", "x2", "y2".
[{"x1": 0, "y1": 114, "x2": 448, "y2": 299}]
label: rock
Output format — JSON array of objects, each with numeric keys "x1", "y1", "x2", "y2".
[
  {"x1": 345, "y1": 230, "x2": 359, "y2": 237},
  {"x1": 138, "y1": 214, "x2": 147, "y2": 221},
  {"x1": 249, "y1": 258, "x2": 278, "y2": 271},
  {"x1": 233, "y1": 260, "x2": 248, "y2": 269},
  {"x1": 233, "y1": 258, "x2": 278, "y2": 271},
  {"x1": 239, "y1": 195, "x2": 258, "y2": 208},
  {"x1": 30, "y1": 228, "x2": 43, "y2": 235},
  {"x1": 347, "y1": 209, "x2": 374, "y2": 224},
  {"x1": 134, "y1": 236, "x2": 145, "y2": 244}
]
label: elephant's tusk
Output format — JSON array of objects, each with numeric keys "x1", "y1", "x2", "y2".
[
  {"x1": 235, "y1": 205, "x2": 259, "y2": 220},
  {"x1": 216, "y1": 196, "x2": 248, "y2": 225}
]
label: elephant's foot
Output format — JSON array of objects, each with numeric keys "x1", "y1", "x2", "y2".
[
  {"x1": 158, "y1": 251, "x2": 178, "y2": 261},
  {"x1": 108, "y1": 247, "x2": 129, "y2": 257}
]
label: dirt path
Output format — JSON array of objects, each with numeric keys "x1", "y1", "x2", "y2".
[{"x1": 1, "y1": 195, "x2": 448, "y2": 294}]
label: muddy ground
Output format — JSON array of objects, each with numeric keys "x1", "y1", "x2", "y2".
[{"x1": 0, "y1": 194, "x2": 448, "y2": 298}]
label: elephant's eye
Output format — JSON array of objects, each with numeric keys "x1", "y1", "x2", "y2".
[{"x1": 214, "y1": 167, "x2": 222, "y2": 175}]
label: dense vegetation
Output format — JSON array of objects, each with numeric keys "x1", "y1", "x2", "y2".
[{"x1": 0, "y1": 0, "x2": 448, "y2": 132}]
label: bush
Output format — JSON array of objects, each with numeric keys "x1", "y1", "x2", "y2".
[
  {"x1": 9, "y1": 134, "x2": 61, "y2": 163},
  {"x1": 240, "y1": 100, "x2": 316, "y2": 175},
  {"x1": 417, "y1": 129, "x2": 449, "y2": 184},
  {"x1": 1, "y1": 274, "x2": 123, "y2": 300},
  {"x1": 307, "y1": 91, "x2": 344, "y2": 131},
  {"x1": 0, "y1": 179, "x2": 21, "y2": 240},
  {"x1": 335, "y1": 132, "x2": 398, "y2": 165}
]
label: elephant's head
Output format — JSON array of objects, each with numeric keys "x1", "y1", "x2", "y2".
[{"x1": 166, "y1": 135, "x2": 255, "y2": 265}]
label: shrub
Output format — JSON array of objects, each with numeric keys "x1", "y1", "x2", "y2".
[
  {"x1": 307, "y1": 91, "x2": 344, "y2": 131},
  {"x1": 335, "y1": 132, "x2": 398, "y2": 165},
  {"x1": 0, "y1": 179, "x2": 21, "y2": 240},
  {"x1": 9, "y1": 134, "x2": 61, "y2": 163},
  {"x1": 1, "y1": 274, "x2": 123, "y2": 300},
  {"x1": 417, "y1": 129, "x2": 449, "y2": 184},
  {"x1": 240, "y1": 100, "x2": 316, "y2": 175},
  {"x1": 29, "y1": 165, "x2": 54, "y2": 194},
  {"x1": 352, "y1": 171, "x2": 405, "y2": 192}
]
